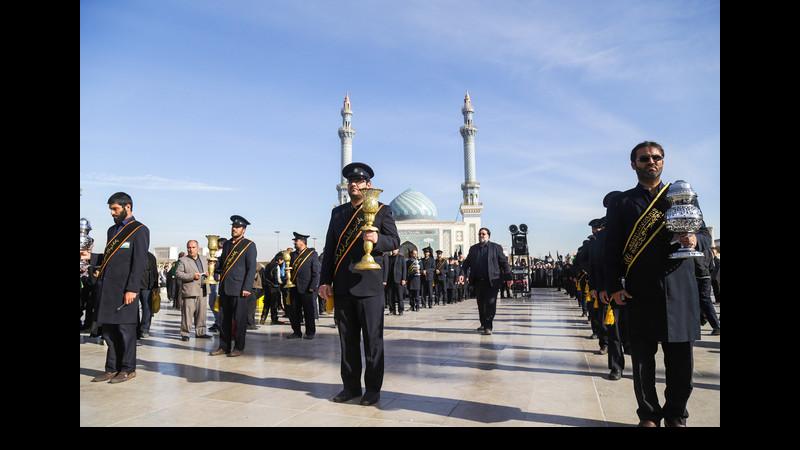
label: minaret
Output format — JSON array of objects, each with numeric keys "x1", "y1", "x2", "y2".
[
  {"x1": 460, "y1": 92, "x2": 483, "y2": 220},
  {"x1": 337, "y1": 93, "x2": 355, "y2": 205}
]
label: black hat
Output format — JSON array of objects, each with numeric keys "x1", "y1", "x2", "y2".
[
  {"x1": 230, "y1": 215, "x2": 251, "y2": 227},
  {"x1": 603, "y1": 191, "x2": 623, "y2": 208},
  {"x1": 342, "y1": 162, "x2": 374, "y2": 181},
  {"x1": 423, "y1": 246, "x2": 433, "y2": 254},
  {"x1": 436, "y1": 250, "x2": 443, "y2": 254},
  {"x1": 588, "y1": 218, "x2": 605, "y2": 228},
  {"x1": 292, "y1": 232, "x2": 310, "y2": 242}
]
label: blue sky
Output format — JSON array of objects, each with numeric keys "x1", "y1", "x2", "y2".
[{"x1": 80, "y1": 0, "x2": 720, "y2": 258}]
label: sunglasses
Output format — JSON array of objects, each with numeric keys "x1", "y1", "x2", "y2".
[{"x1": 637, "y1": 154, "x2": 664, "y2": 163}]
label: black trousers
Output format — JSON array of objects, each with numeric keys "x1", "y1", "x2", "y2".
[
  {"x1": 262, "y1": 286, "x2": 281, "y2": 323},
  {"x1": 474, "y1": 279, "x2": 499, "y2": 330},
  {"x1": 606, "y1": 306, "x2": 628, "y2": 373},
  {"x1": 435, "y1": 282, "x2": 446, "y2": 304},
  {"x1": 588, "y1": 300, "x2": 608, "y2": 348},
  {"x1": 422, "y1": 280, "x2": 433, "y2": 307},
  {"x1": 446, "y1": 288, "x2": 454, "y2": 304},
  {"x1": 711, "y1": 279, "x2": 720, "y2": 303},
  {"x1": 386, "y1": 283, "x2": 404, "y2": 313},
  {"x1": 407, "y1": 288, "x2": 419, "y2": 310},
  {"x1": 697, "y1": 278, "x2": 720, "y2": 330},
  {"x1": 289, "y1": 290, "x2": 316, "y2": 336},
  {"x1": 456, "y1": 284, "x2": 464, "y2": 301},
  {"x1": 247, "y1": 288, "x2": 262, "y2": 327},
  {"x1": 334, "y1": 293, "x2": 384, "y2": 394},
  {"x1": 219, "y1": 294, "x2": 249, "y2": 352},
  {"x1": 631, "y1": 339, "x2": 694, "y2": 424},
  {"x1": 102, "y1": 323, "x2": 137, "y2": 373},
  {"x1": 578, "y1": 292, "x2": 588, "y2": 314},
  {"x1": 137, "y1": 289, "x2": 152, "y2": 336}
]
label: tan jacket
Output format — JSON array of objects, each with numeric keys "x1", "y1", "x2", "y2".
[{"x1": 176, "y1": 255, "x2": 209, "y2": 298}]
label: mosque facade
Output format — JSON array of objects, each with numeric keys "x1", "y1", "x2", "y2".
[{"x1": 335, "y1": 93, "x2": 483, "y2": 257}]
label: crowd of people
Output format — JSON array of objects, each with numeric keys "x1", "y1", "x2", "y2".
[{"x1": 80, "y1": 144, "x2": 719, "y2": 426}]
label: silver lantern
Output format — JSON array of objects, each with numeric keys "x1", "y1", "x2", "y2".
[
  {"x1": 80, "y1": 218, "x2": 94, "y2": 272},
  {"x1": 664, "y1": 180, "x2": 704, "y2": 259}
]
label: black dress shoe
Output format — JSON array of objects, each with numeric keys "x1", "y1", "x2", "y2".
[
  {"x1": 303, "y1": 334, "x2": 315, "y2": 340},
  {"x1": 637, "y1": 419, "x2": 659, "y2": 427},
  {"x1": 360, "y1": 391, "x2": 380, "y2": 406},
  {"x1": 331, "y1": 390, "x2": 361, "y2": 403},
  {"x1": 181, "y1": 336, "x2": 190, "y2": 341},
  {"x1": 196, "y1": 334, "x2": 213, "y2": 339},
  {"x1": 286, "y1": 333, "x2": 302, "y2": 339},
  {"x1": 664, "y1": 417, "x2": 686, "y2": 427},
  {"x1": 228, "y1": 350, "x2": 242, "y2": 357},
  {"x1": 608, "y1": 370, "x2": 622, "y2": 381},
  {"x1": 598, "y1": 346, "x2": 608, "y2": 355}
]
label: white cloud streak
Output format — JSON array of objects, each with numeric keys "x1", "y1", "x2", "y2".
[{"x1": 80, "y1": 173, "x2": 237, "y2": 192}]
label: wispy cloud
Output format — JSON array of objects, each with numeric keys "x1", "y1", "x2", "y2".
[{"x1": 80, "y1": 173, "x2": 236, "y2": 192}]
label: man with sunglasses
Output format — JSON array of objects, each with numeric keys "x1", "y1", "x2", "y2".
[
  {"x1": 603, "y1": 141, "x2": 710, "y2": 427},
  {"x1": 459, "y1": 227, "x2": 512, "y2": 335},
  {"x1": 319, "y1": 162, "x2": 399, "y2": 406}
]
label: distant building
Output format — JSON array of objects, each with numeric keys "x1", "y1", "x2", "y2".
[
  {"x1": 154, "y1": 246, "x2": 179, "y2": 262},
  {"x1": 334, "y1": 93, "x2": 483, "y2": 257}
]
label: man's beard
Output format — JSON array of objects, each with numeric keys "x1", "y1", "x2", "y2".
[
  {"x1": 479, "y1": 238, "x2": 488, "y2": 244},
  {"x1": 113, "y1": 209, "x2": 128, "y2": 225},
  {"x1": 636, "y1": 165, "x2": 662, "y2": 181}
]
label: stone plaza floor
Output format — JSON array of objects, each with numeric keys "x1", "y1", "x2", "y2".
[{"x1": 79, "y1": 288, "x2": 720, "y2": 427}]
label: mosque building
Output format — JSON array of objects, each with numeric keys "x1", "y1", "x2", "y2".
[{"x1": 335, "y1": 92, "x2": 483, "y2": 257}]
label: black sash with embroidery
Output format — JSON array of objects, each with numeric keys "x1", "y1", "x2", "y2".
[
  {"x1": 220, "y1": 238, "x2": 253, "y2": 283},
  {"x1": 332, "y1": 204, "x2": 386, "y2": 277},
  {"x1": 290, "y1": 248, "x2": 313, "y2": 283},
  {"x1": 622, "y1": 183, "x2": 671, "y2": 277},
  {"x1": 98, "y1": 220, "x2": 144, "y2": 278}
]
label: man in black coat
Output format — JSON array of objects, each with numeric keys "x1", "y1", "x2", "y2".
[
  {"x1": 382, "y1": 248, "x2": 407, "y2": 315},
  {"x1": 137, "y1": 251, "x2": 159, "y2": 339},
  {"x1": 405, "y1": 249, "x2": 422, "y2": 311},
  {"x1": 420, "y1": 247, "x2": 435, "y2": 308},
  {"x1": 91, "y1": 192, "x2": 150, "y2": 384},
  {"x1": 286, "y1": 232, "x2": 321, "y2": 339},
  {"x1": 445, "y1": 257, "x2": 457, "y2": 304},
  {"x1": 595, "y1": 191, "x2": 630, "y2": 381},
  {"x1": 585, "y1": 220, "x2": 608, "y2": 352},
  {"x1": 210, "y1": 215, "x2": 258, "y2": 357},
  {"x1": 433, "y1": 250, "x2": 449, "y2": 305},
  {"x1": 459, "y1": 227, "x2": 512, "y2": 335},
  {"x1": 604, "y1": 141, "x2": 705, "y2": 427},
  {"x1": 318, "y1": 162, "x2": 399, "y2": 406}
]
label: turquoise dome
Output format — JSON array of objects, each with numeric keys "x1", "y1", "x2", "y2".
[{"x1": 390, "y1": 189, "x2": 438, "y2": 221}]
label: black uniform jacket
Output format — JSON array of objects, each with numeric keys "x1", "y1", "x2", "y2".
[
  {"x1": 215, "y1": 237, "x2": 258, "y2": 297},
  {"x1": 382, "y1": 253, "x2": 407, "y2": 286},
  {"x1": 604, "y1": 183, "x2": 705, "y2": 342},
  {"x1": 434, "y1": 258, "x2": 449, "y2": 282},
  {"x1": 405, "y1": 258, "x2": 421, "y2": 290},
  {"x1": 588, "y1": 230, "x2": 607, "y2": 292},
  {"x1": 445, "y1": 263, "x2": 457, "y2": 289},
  {"x1": 420, "y1": 257, "x2": 435, "y2": 282},
  {"x1": 460, "y1": 241, "x2": 512, "y2": 288},
  {"x1": 96, "y1": 220, "x2": 150, "y2": 325},
  {"x1": 290, "y1": 248, "x2": 321, "y2": 294},
  {"x1": 320, "y1": 201, "x2": 400, "y2": 298}
]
